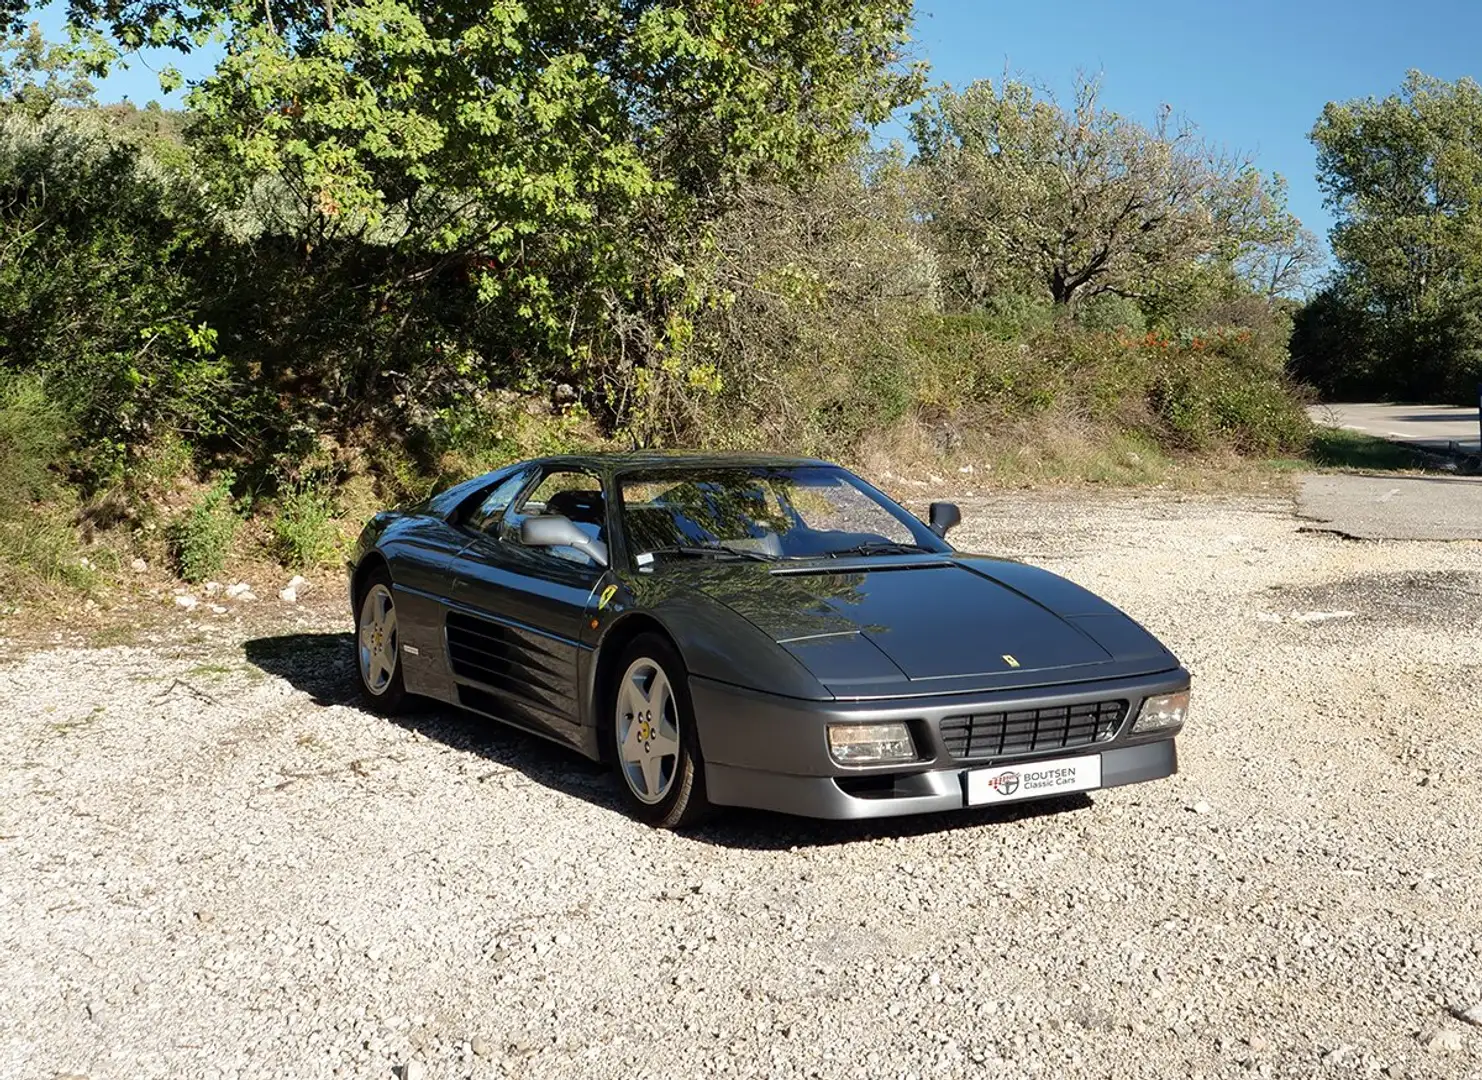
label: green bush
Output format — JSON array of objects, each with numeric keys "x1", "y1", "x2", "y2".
[
  {"x1": 268, "y1": 482, "x2": 339, "y2": 570},
  {"x1": 168, "y1": 474, "x2": 241, "y2": 582},
  {"x1": 0, "y1": 371, "x2": 70, "y2": 513}
]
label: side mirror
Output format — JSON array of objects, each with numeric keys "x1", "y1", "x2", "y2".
[
  {"x1": 928, "y1": 501, "x2": 961, "y2": 538},
  {"x1": 520, "y1": 514, "x2": 609, "y2": 567}
]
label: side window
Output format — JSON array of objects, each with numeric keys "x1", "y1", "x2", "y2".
[
  {"x1": 504, "y1": 470, "x2": 606, "y2": 563},
  {"x1": 466, "y1": 470, "x2": 534, "y2": 535}
]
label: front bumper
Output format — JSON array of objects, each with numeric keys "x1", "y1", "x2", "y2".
[{"x1": 690, "y1": 671, "x2": 1187, "y2": 820}]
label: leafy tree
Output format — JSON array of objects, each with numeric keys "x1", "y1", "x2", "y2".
[
  {"x1": 45, "y1": 0, "x2": 921, "y2": 417},
  {"x1": 1301, "y1": 71, "x2": 1482, "y2": 402},
  {"x1": 909, "y1": 77, "x2": 1303, "y2": 310},
  {"x1": 1312, "y1": 71, "x2": 1482, "y2": 316},
  {"x1": 0, "y1": 22, "x2": 94, "y2": 114}
]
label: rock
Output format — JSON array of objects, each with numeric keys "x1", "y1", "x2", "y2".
[
  {"x1": 1322, "y1": 1044, "x2": 1356, "y2": 1065},
  {"x1": 204, "y1": 581, "x2": 221, "y2": 595},
  {"x1": 130, "y1": 558, "x2": 148, "y2": 573},
  {"x1": 553, "y1": 932, "x2": 572, "y2": 947},
  {"x1": 226, "y1": 582, "x2": 252, "y2": 598},
  {"x1": 174, "y1": 595, "x2": 199, "y2": 610},
  {"x1": 1456, "y1": 1003, "x2": 1482, "y2": 1027},
  {"x1": 1247, "y1": 1036, "x2": 1271, "y2": 1053},
  {"x1": 1423, "y1": 1028, "x2": 1464, "y2": 1053},
  {"x1": 287, "y1": 574, "x2": 308, "y2": 590},
  {"x1": 958, "y1": 464, "x2": 975, "y2": 474},
  {"x1": 471, "y1": 1036, "x2": 491, "y2": 1058},
  {"x1": 397, "y1": 1062, "x2": 425, "y2": 1080},
  {"x1": 208, "y1": 604, "x2": 227, "y2": 615},
  {"x1": 279, "y1": 588, "x2": 298, "y2": 604},
  {"x1": 1189, "y1": 801, "x2": 1213, "y2": 815}
]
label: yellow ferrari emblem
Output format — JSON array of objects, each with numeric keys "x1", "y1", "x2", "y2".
[
  {"x1": 1002, "y1": 654, "x2": 1020, "y2": 668},
  {"x1": 598, "y1": 584, "x2": 618, "y2": 610}
]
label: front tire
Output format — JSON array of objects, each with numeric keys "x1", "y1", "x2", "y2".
[
  {"x1": 607, "y1": 633, "x2": 710, "y2": 828},
  {"x1": 355, "y1": 567, "x2": 408, "y2": 714}
]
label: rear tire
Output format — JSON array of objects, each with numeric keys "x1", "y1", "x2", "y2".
[
  {"x1": 605, "y1": 633, "x2": 711, "y2": 829},
  {"x1": 355, "y1": 566, "x2": 409, "y2": 715}
]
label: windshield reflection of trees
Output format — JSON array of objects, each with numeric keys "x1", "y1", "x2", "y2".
[{"x1": 621, "y1": 469, "x2": 898, "y2": 557}]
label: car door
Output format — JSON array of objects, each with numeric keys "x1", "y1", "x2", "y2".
[{"x1": 446, "y1": 468, "x2": 608, "y2": 747}]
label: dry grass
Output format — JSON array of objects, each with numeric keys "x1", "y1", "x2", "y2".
[{"x1": 850, "y1": 407, "x2": 1301, "y2": 496}]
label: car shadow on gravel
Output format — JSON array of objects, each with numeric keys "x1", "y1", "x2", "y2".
[{"x1": 243, "y1": 632, "x2": 1093, "y2": 849}]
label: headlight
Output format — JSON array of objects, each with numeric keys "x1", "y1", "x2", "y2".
[
  {"x1": 827, "y1": 722, "x2": 917, "y2": 765},
  {"x1": 1132, "y1": 690, "x2": 1190, "y2": 733}
]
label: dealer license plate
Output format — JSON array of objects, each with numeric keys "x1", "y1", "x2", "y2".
[{"x1": 964, "y1": 754, "x2": 1102, "y2": 805}]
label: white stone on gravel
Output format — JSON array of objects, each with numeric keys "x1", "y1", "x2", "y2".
[
  {"x1": 130, "y1": 557, "x2": 147, "y2": 573},
  {"x1": 1457, "y1": 1003, "x2": 1482, "y2": 1027},
  {"x1": 225, "y1": 582, "x2": 253, "y2": 598},
  {"x1": 1423, "y1": 1028, "x2": 1465, "y2": 1053},
  {"x1": 278, "y1": 587, "x2": 298, "y2": 603},
  {"x1": 172, "y1": 594, "x2": 198, "y2": 610}
]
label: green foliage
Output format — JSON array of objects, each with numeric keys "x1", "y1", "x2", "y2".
[
  {"x1": 0, "y1": 17, "x2": 1328, "y2": 597},
  {"x1": 0, "y1": 370, "x2": 68, "y2": 512},
  {"x1": 168, "y1": 473, "x2": 241, "y2": 582},
  {"x1": 909, "y1": 76, "x2": 1312, "y2": 310},
  {"x1": 0, "y1": 370, "x2": 93, "y2": 595},
  {"x1": 0, "y1": 111, "x2": 239, "y2": 482},
  {"x1": 1302, "y1": 72, "x2": 1482, "y2": 403},
  {"x1": 269, "y1": 481, "x2": 339, "y2": 569},
  {"x1": 0, "y1": 22, "x2": 94, "y2": 115}
]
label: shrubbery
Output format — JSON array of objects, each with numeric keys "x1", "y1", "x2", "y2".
[
  {"x1": 0, "y1": 16, "x2": 1327, "y2": 597},
  {"x1": 167, "y1": 474, "x2": 240, "y2": 583},
  {"x1": 268, "y1": 482, "x2": 339, "y2": 570}
]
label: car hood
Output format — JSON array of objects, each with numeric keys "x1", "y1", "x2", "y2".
[{"x1": 683, "y1": 555, "x2": 1177, "y2": 699}]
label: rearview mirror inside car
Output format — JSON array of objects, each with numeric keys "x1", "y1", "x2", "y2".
[
  {"x1": 928, "y1": 501, "x2": 961, "y2": 538},
  {"x1": 520, "y1": 514, "x2": 609, "y2": 567}
]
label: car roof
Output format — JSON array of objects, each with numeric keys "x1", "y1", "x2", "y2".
[{"x1": 527, "y1": 452, "x2": 837, "y2": 475}]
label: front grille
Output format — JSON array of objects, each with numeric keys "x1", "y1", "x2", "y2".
[{"x1": 940, "y1": 699, "x2": 1127, "y2": 761}]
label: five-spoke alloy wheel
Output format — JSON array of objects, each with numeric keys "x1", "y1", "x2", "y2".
[
  {"x1": 355, "y1": 567, "x2": 408, "y2": 713},
  {"x1": 609, "y1": 633, "x2": 709, "y2": 828}
]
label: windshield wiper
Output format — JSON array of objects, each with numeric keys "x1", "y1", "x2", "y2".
[
  {"x1": 827, "y1": 541, "x2": 937, "y2": 558},
  {"x1": 640, "y1": 544, "x2": 775, "y2": 563}
]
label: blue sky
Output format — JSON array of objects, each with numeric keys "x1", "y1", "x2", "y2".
[
  {"x1": 905, "y1": 0, "x2": 1482, "y2": 252},
  {"x1": 43, "y1": 0, "x2": 1482, "y2": 251}
]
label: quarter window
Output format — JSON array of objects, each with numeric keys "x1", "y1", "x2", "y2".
[{"x1": 466, "y1": 470, "x2": 534, "y2": 534}]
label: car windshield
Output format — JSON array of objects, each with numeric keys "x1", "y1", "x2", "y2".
[{"x1": 617, "y1": 466, "x2": 945, "y2": 564}]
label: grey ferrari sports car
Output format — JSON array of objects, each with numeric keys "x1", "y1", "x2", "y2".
[{"x1": 348, "y1": 454, "x2": 1190, "y2": 827}]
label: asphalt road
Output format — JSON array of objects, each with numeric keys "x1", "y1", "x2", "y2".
[
  {"x1": 1298, "y1": 473, "x2": 1482, "y2": 540},
  {"x1": 1307, "y1": 402, "x2": 1482, "y2": 453}
]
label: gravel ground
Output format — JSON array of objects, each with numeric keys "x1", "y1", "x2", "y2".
[{"x1": 4, "y1": 487, "x2": 1482, "y2": 1080}]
